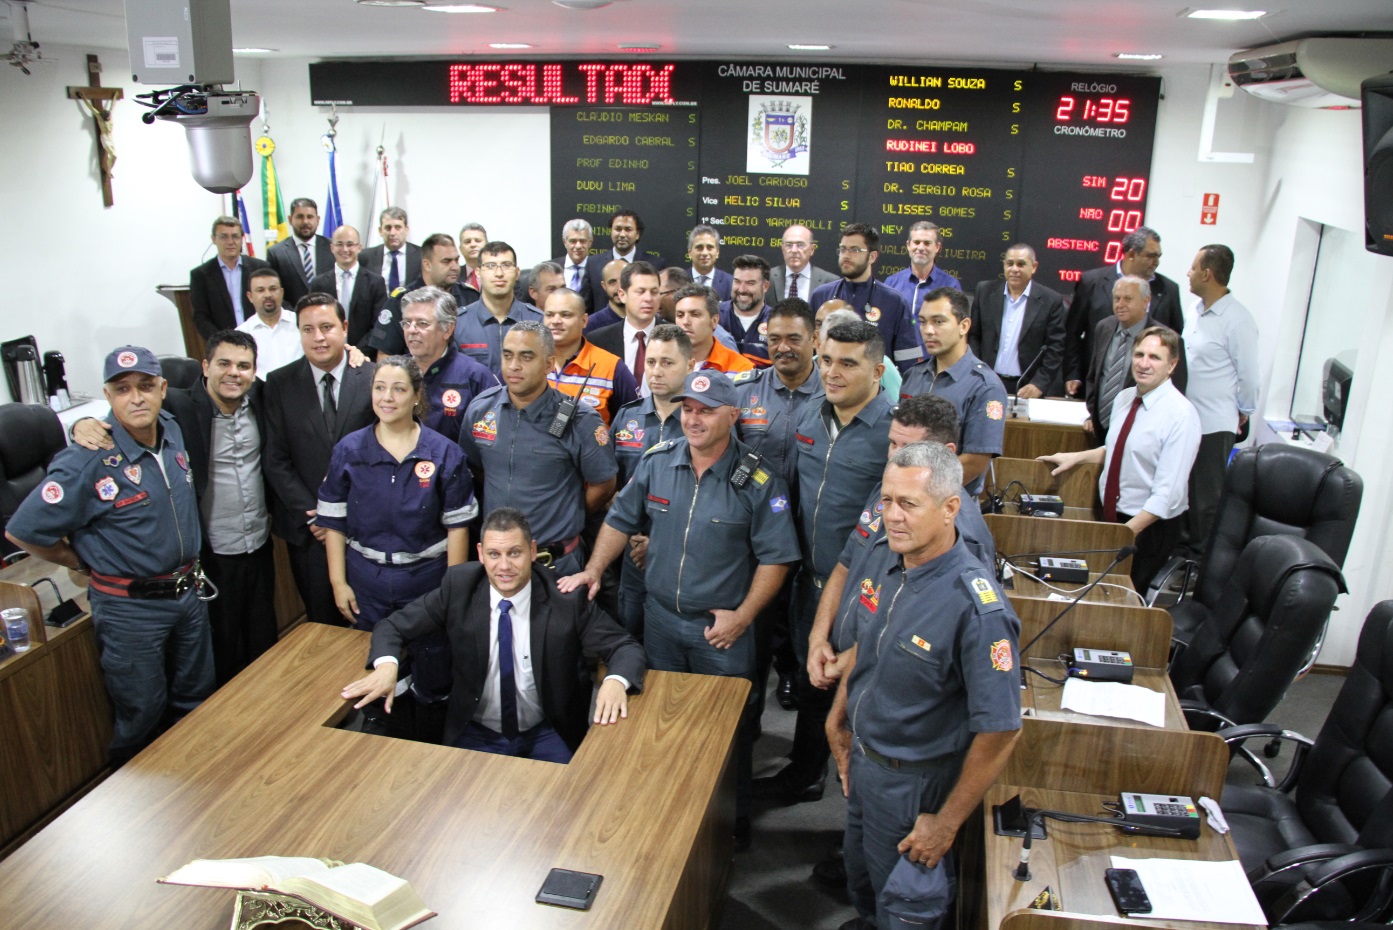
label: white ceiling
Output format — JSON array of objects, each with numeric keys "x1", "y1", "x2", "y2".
[{"x1": 11, "y1": 0, "x2": 1393, "y2": 69}]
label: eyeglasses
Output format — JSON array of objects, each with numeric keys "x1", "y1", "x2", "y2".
[
  {"x1": 400, "y1": 319, "x2": 440, "y2": 332},
  {"x1": 481, "y1": 261, "x2": 517, "y2": 272},
  {"x1": 836, "y1": 247, "x2": 870, "y2": 255},
  {"x1": 782, "y1": 242, "x2": 810, "y2": 250},
  {"x1": 331, "y1": 241, "x2": 361, "y2": 250}
]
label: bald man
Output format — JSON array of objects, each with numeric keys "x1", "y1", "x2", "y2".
[
  {"x1": 773, "y1": 224, "x2": 838, "y2": 301},
  {"x1": 584, "y1": 258, "x2": 631, "y2": 333},
  {"x1": 310, "y1": 225, "x2": 389, "y2": 351}
]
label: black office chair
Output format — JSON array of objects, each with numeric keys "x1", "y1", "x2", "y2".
[
  {"x1": 0, "y1": 402, "x2": 66, "y2": 564},
  {"x1": 1169, "y1": 534, "x2": 1345, "y2": 732},
  {"x1": 1219, "y1": 601, "x2": 1393, "y2": 923},
  {"x1": 159, "y1": 355, "x2": 203, "y2": 390},
  {"x1": 1162, "y1": 445, "x2": 1362, "y2": 647}
]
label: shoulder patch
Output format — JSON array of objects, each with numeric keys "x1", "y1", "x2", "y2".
[
  {"x1": 985, "y1": 400, "x2": 1004, "y2": 420},
  {"x1": 962, "y1": 571, "x2": 1005, "y2": 614},
  {"x1": 731, "y1": 369, "x2": 758, "y2": 384},
  {"x1": 40, "y1": 480, "x2": 64, "y2": 504},
  {"x1": 643, "y1": 440, "x2": 675, "y2": 457}
]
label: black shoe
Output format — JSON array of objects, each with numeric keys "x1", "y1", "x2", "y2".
[
  {"x1": 751, "y1": 771, "x2": 826, "y2": 805},
  {"x1": 837, "y1": 918, "x2": 875, "y2": 930},
  {"x1": 811, "y1": 846, "x2": 846, "y2": 889},
  {"x1": 733, "y1": 816, "x2": 752, "y2": 852},
  {"x1": 776, "y1": 674, "x2": 797, "y2": 709}
]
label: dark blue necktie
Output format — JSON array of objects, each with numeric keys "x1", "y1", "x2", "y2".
[
  {"x1": 497, "y1": 599, "x2": 518, "y2": 738},
  {"x1": 389, "y1": 250, "x2": 401, "y2": 291}
]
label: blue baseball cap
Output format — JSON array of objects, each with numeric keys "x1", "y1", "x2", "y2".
[
  {"x1": 672, "y1": 370, "x2": 738, "y2": 408},
  {"x1": 103, "y1": 346, "x2": 162, "y2": 382}
]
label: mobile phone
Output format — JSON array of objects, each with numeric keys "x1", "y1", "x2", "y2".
[
  {"x1": 1104, "y1": 867, "x2": 1151, "y2": 915},
  {"x1": 536, "y1": 868, "x2": 603, "y2": 910}
]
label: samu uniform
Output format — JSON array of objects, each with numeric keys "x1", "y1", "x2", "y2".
[
  {"x1": 610, "y1": 396, "x2": 682, "y2": 637},
  {"x1": 461, "y1": 385, "x2": 618, "y2": 576},
  {"x1": 421, "y1": 342, "x2": 497, "y2": 444},
  {"x1": 808, "y1": 278, "x2": 923, "y2": 373},
  {"x1": 718, "y1": 300, "x2": 774, "y2": 365},
  {"x1": 899, "y1": 347, "x2": 1008, "y2": 496},
  {"x1": 315, "y1": 424, "x2": 477, "y2": 631},
  {"x1": 842, "y1": 536, "x2": 1021, "y2": 929},
  {"x1": 8, "y1": 411, "x2": 213, "y2": 762}
]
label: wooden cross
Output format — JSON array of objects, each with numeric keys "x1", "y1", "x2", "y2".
[{"x1": 66, "y1": 54, "x2": 123, "y2": 207}]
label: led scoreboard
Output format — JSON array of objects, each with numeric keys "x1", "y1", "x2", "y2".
[{"x1": 308, "y1": 59, "x2": 1160, "y2": 290}]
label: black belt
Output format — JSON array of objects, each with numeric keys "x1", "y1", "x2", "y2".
[
  {"x1": 858, "y1": 738, "x2": 942, "y2": 771},
  {"x1": 536, "y1": 535, "x2": 581, "y2": 568}
]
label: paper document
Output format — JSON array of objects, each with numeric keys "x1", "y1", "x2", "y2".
[
  {"x1": 1025, "y1": 398, "x2": 1090, "y2": 426},
  {"x1": 1109, "y1": 856, "x2": 1266, "y2": 925},
  {"x1": 1060, "y1": 678, "x2": 1165, "y2": 727}
]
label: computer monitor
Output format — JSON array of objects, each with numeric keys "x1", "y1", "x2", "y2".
[{"x1": 1323, "y1": 357, "x2": 1353, "y2": 429}]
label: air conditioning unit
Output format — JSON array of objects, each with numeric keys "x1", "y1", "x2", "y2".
[{"x1": 1229, "y1": 38, "x2": 1393, "y2": 108}]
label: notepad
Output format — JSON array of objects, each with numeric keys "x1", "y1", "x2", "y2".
[
  {"x1": 1060, "y1": 678, "x2": 1166, "y2": 727},
  {"x1": 1108, "y1": 856, "x2": 1266, "y2": 924},
  {"x1": 1025, "y1": 398, "x2": 1090, "y2": 426}
]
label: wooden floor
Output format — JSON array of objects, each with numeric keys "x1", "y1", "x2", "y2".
[{"x1": 0, "y1": 624, "x2": 747, "y2": 930}]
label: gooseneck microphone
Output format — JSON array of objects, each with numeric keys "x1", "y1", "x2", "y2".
[{"x1": 1017, "y1": 544, "x2": 1136, "y2": 688}]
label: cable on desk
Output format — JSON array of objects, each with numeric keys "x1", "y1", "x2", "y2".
[{"x1": 1007, "y1": 564, "x2": 1146, "y2": 607}]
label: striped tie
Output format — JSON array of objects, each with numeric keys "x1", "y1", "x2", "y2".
[
  {"x1": 1098, "y1": 328, "x2": 1131, "y2": 428},
  {"x1": 301, "y1": 242, "x2": 314, "y2": 283}
]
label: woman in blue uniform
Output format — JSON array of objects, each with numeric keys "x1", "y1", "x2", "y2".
[{"x1": 318, "y1": 356, "x2": 477, "y2": 631}]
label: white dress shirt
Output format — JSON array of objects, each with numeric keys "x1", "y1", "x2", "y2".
[
  {"x1": 476, "y1": 584, "x2": 545, "y2": 734},
  {"x1": 1185, "y1": 293, "x2": 1260, "y2": 435},
  {"x1": 236, "y1": 310, "x2": 303, "y2": 378},
  {"x1": 380, "y1": 249, "x2": 404, "y2": 284},
  {"x1": 336, "y1": 262, "x2": 359, "y2": 312},
  {"x1": 623, "y1": 318, "x2": 656, "y2": 397},
  {"x1": 1100, "y1": 378, "x2": 1202, "y2": 520},
  {"x1": 782, "y1": 266, "x2": 810, "y2": 300},
  {"x1": 564, "y1": 259, "x2": 585, "y2": 292},
  {"x1": 314, "y1": 352, "x2": 349, "y2": 405}
]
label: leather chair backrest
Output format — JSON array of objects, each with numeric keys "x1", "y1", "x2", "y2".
[
  {"x1": 1196, "y1": 445, "x2": 1362, "y2": 608},
  {"x1": 1171, "y1": 534, "x2": 1345, "y2": 727},
  {"x1": 0, "y1": 402, "x2": 66, "y2": 541},
  {"x1": 1298, "y1": 602, "x2": 1393, "y2": 847},
  {"x1": 159, "y1": 355, "x2": 203, "y2": 391}
]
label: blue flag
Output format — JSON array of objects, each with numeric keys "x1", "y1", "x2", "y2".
[{"x1": 323, "y1": 140, "x2": 343, "y2": 235}]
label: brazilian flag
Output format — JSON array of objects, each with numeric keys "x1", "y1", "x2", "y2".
[{"x1": 255, "y1": 135, "x2": 290, "y2": 244}]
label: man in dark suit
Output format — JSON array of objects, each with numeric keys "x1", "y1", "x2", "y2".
[
  {"x1": 265, "y1": 198, "x2": 335, "y2": 309},
  {"x1": 1064, "y1": 226, "x2": 1185, "y2": 397},
  {"x1": 190, "y1": 216, "x2": 271, "y2": 337},
  {"x1": 263, "y1": 294, "x2": 376, "y2": 627},
  {"x1": 589, "y1": 262, "x2": 661, "y2": 381},
  {"x1": 688, "y1": 224, "x2": 733, "y2": 301},
  {"x1": 309, "y1": 225, "x2": 388, "y2": 350},
  {"x1": 770, "y1": 223, "x2": 838, "y2": 302},
  {"x1": 970, "y1": 243, "x2": 1067, "y2": 397},
  {"x1": 583, "y1": 209, "x2": 665, "y2": 312},
  {"x1": 360, "y1": 206, "x2": 421, "y2": 294},
  {"x1": 69, "y1": 330, "x2": 280, "y2": 685},
  {"x1": 342, "y1": 506, "x2": 646, "y2": 761},
  {"x1": 1083, "y1": 275, "x2": 1188, "y2": 443}
]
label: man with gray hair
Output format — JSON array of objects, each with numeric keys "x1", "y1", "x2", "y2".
[
  {"x1": 400, "y1": 285, "x2": 497, "y2": 443},
  {"x1": 525, "y1": 260, "x2": 565, "y2": 310},
  {"x1": 1065, "y1": 225, "x2": 1185, "y2": 397},
  {"x1": 688, "y1": 224, "x2": 732, "y2": 300},
  {"x1": 1082, "y1": 274, "x2": 1187, "y2": 443},
  {"x1": 826, "y1": 441, "x2": 1021, "y2": 930},
  {"x1": 461, "y1": 321, "x2": 618, "y2": 576}
]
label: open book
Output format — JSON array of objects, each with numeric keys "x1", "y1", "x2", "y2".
[{"x1": 159, "y1": 856, "x2": 435, "y2": 930}]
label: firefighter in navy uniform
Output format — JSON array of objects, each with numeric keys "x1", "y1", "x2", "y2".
[{"x1": 6, "y1": 346, "x2": 213, "y2": 767}]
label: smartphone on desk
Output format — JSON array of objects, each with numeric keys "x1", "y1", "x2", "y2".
[{"x1": 1104, "y1": 867, "x2": 1152, "y2": 915}]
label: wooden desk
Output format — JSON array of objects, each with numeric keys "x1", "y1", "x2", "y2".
[
  {"x1": 0, "y1": 561, "x2": 109, "y2": 856},
  {"x1": 1003, "y1": 413, "x2": 1092, "y2": 461},
  {"x1": 987, "y1": 514, "x2": 1135, "y2": 574},
  {"x1": 983, "y1": 785, "x2": 1261, "y2": 930},
  {"x1": 0, "y1": 624, "x2": 746, "y2": 930},
  {"x1": 1023, "y1": 662, "x2": 1186, "y2": 731},
  {"x1": 1014, "y1": 597, "x2": 1173, "y2": 670},
  {"x1": 1006, "y1": 572, "x2": 1140, "y2": 606},
  {"x1": 987, "y1": 457, "x2": 1102, "y2": 512}
]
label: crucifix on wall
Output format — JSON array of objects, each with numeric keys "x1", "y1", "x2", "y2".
[{"x1": 66, "y1": 53, "x2": 123, "y2": 207}]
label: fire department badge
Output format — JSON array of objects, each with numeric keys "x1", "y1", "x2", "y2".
[
  {"x1": 985, "y1": 400, "x2": 1004, "y2": 421},
  {"x1": 990, "y1": 639, "x2": 1014, "y2": 672}
]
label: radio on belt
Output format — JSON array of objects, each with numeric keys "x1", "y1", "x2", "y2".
[
  {"x1": 1069, "y1": 647, "x2": 1134, "y2": 682},
  {"x1": 1020, "y1": 493, "x2": 1065, "y2": 517},
  {"x1": 1120, "y1": 793, "x2": 1202, "y2": 839},
  {"x1": 1038, "y1": 556, "x2": 1089, "y2": 584}
]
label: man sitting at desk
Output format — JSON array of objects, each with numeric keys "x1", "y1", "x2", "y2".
[
  {"x1": 341, "y1": 507, "x2": 646, "y2": 763},
  {"x1": 1037, "y1": 326, "x2": 1200, "y2": 593}
]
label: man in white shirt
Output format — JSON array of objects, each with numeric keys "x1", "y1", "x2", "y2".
[
  {"x1": 1039, "y1": 326, "x2": 1201, "y2": 592},
  {"x1": 309, "y1": 225, "x2": 388, "y2": 351},
  {"x1": 341, "y1": 506, "x2": 646, "y2": 762},
  {"x1": 236, "y1": 268, "x2": 303, "y2": 378},
  {"x1": 1180, "y1": 244, "x2": 1260, "y2": 558}
]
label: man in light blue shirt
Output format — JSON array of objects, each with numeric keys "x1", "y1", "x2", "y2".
[
  {"x1": 1180, "y1": 244, "x2": 1259, "y2": 557},
  {"x1": 884, "y1": 221, "x2": 961, "y2": 350}
]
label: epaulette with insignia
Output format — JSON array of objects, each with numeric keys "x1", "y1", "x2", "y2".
[
  {"x1": 643, "y1": 440, "x2": 675, "y2": 457},
  {"x1": 962, "y1": 571, "x2": 1005, "y2": 613},
  {"x1": 731, "y1": 369, "x2": 758, "y2": 384}
]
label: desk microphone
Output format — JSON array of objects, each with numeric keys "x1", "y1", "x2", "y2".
[
  {"x1": 1017, "y1": 544, "x2": 1135, "y2": 688},
  {"x1": 1008, "y1": 345, "x2": 1050, "y2": 414}
]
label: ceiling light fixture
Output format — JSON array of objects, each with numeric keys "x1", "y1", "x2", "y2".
[
  {"x1": 421, "y1": 3, "x2": 500, "y2": 12},
  {"x1": 789, "y1": 44, "x2": 832, "y2": 51},
  {"x1": 489, "y1": 42, "x2": 533, "y2": 48},
  {"x1": 553, "y1": 0, "x2": 612, "y2": 9},
  {"x1": 1115, "y1": 52, "x2": 1164, "y2": 60},
  {"x1": 618, "y1": 42, "x2": 660, "y2": 52},
  {"x1": 356, "y1": 0, "x2": 426, "y2": 6},
  {"x1": 1186, "y1": 9, "x2": 1268, "y2": 20},
  {"x1": 233, "y1": 47, "x2": 278, "y2": 54}
]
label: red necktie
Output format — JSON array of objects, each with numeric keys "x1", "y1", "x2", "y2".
[
  {"x1": 1102, "y1": 396, "x2": 1143, "y2": 522},
  {"x1": 634, "y1": 330, "x2": 647, "y2": 377}
]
